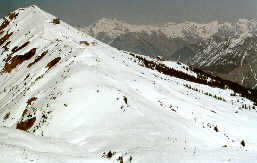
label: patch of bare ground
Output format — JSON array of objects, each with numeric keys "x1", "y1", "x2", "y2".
[
  {"x1": 11, "y1": 41, "x2": 30, "y2": 53},
  {"x1": 241, "y1": 140, "x2": 246, "y2": 147},
  {"x1": 80, "y1": 41, "x2": 90, "y2": 46},
  {"x1": 16, "y1": 117, "x2": 36, "y2": 131},
  {"x1": 52, "y1": 18, "x2": 60, "y2": 24},
  {"x1": 4, "y1": 112, "x2": 10, "y2": 120},
  {"x1": 2, "y1": 41, "x2": 11, "y2": 52},
  {"x1": 8, "y1": 12, "x2": 19, "y2": 20},
  {"x1": 27, "y1": 97, "x2": 37, "y2": 105},
  {"x1": 24, "y1": 74, "x2": 30, "y2": 81},
  {"x1": 0, "y1": 17, "x2": 10, "y2": 32},
  {"x1": 5, "y1": 41, "x2": 30, "y2": 63},
  {"x1": 3, "y1": 48, "x2": 36, "y2": 73},
  {"x1": 35, "y1": 75, "x2": 43, "y2": 81},
  {"x1": 46, "y1": 57, "x2": 61, "y2": 70},
  {"x1": 21, "y1": 97, "x2": 37, "y2": 118},
  {"x1": 0, "y1": 32, "x2": 13, "y2": 46},
  {"x1": 16, "y1": 97, "x2": 38, "y2": 131},
  {"x1": 21, "y1": 109, "x2": 28, "y2": 118},
  {"x1": 28, "y1": 50, "x2": 48, "y2": 68}
]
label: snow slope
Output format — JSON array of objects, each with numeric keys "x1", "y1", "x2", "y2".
[{"x1": 0, "y1": 6, "x2": 257, "y2": 163}]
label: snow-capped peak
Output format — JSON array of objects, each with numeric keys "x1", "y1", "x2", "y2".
[{"x1": 82, "y1": 18, "x2": 257, "y2": 40}]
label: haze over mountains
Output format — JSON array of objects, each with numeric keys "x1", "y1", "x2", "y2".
[
  {"x1": 80, "y1": 18, "x2": 257, "y2": 89},
  {"x1": 1, "y1": 5, "x2": 257, "y2": 163}
]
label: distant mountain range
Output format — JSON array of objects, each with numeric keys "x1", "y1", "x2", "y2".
[{"x1": 80, "y1": 18, "x2": 257, "y2": 89}]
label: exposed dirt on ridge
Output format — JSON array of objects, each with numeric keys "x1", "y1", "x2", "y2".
[
  {"x1": 21, "y1": 108, "x2": 28, "y2": 118},
  {"x1": 4, "y1": 112, "x2": 10, "y2": 120},
  {"x1": 2, "y1": 41, "x2": 11, "y2": 52},
  {"x1": 16, "y1": 117, "x2": 36, "y2": 131},
  {"x1": 26, "y1": 97, "x2": 38, "y2": 105},
  {"x1": 46, "y1": 57, "x2": 61, "y2": 70},
  {"x1": 8, "y1": 12, "x2": 19, "y2": 20},
  {"x1": 3, "y1": 48, "x2": 36, "y2": 73},
  {"x1": 80, "y1": 41, "x2": 90, "y2": 46},
  {"x1": 16, "y1": 97, "x2": 38, "y2": 131},
  {"x1": 5, "y1": 41, "x2": 30, "y2": 63},
  {"x1": 28, "y1": 50, "x2": 48, "y2": 68},
  {"x1": 0, "y1": 17, "x2": 10, "y2": 32},
  {"x1": 0, "y1": 32, "x2": 13, "y2": 46},
  {"x1": 11, "y1": 41, "x2": 30, "y2": 53}
]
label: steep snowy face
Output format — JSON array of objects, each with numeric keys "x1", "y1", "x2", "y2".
[
  {"x1": 1, "y1": 6, "x2": 257, "y2": 163},
  {"x1": 0, "y1": 5, "x2": 119, "y2": 132}
]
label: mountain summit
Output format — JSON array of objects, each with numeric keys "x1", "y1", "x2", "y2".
[{"x1": 1, "y1": 6, "x2": 257, "y2": 163}]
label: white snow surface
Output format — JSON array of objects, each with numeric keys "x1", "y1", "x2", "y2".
[{"x1": 0, "y1": 6, "x2": 257, "y2": 163}]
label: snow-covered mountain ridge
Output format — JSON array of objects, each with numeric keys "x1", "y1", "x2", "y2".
[
  {"x1": 81, "y1": 18, "x2": 257, "y2": 40},
  {"x1": 1, "y1": 6, "x2": 257, "y2": 163}
]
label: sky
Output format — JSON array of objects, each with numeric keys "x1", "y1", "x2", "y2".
[{"x1": 0, "y1": 0, "x2": 257, "y2": 26}]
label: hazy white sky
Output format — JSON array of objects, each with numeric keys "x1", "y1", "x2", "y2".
[{"x1": 1, "y1": 0, "x2": 257, "y2": 25}]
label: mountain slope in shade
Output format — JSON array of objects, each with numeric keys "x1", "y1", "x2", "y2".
[
  {"x1": 80, "y1": 18, "x2": 257, "y2": 90},
  {"x1": 190, "y1": 33, "x2": 257, "y2": 89},
  {"x1": 1, "y1": 6, "x2": 257, "y2": 163}
]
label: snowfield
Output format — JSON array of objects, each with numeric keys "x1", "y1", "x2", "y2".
[{"x1": 0, "y1": 5, "x2": 257, "y2": 163}]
